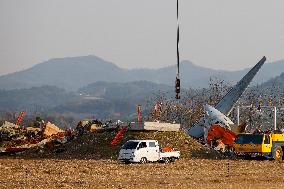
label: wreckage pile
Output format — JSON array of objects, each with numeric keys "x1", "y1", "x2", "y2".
[
  {"x1": 0, "y1": 118, "x2": 221, "y2": 160},
  {"x1": 21, "y1": 130, "x2": 220, "y2": 160},
  {"x1": 0, "y1": 121, "x2": 69, "y2": 153}
]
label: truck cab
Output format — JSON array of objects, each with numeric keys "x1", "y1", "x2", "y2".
[
  {"x1": 233, "y1": 133, "x2": 284, "y2": 161},
  {"x1": 118, "y1": 140, "x2": 180, "y2": 163}
]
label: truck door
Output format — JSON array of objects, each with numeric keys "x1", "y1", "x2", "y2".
[
  {"x1": 263, "y1": 134, "x2": 272, "y2": 153},
  {"x1": 137, "y1": 142, "x2": 148, "y2": 160},
  {"x1": 148, "y1": 141, "x2": 159, "y2": 161}
]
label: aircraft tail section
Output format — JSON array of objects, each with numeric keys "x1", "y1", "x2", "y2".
[
  {"x1": 187, "y1": 56, "x2": 266, "y2": 138},
  {"x1": 215, "y1": 56, "x2": 266, "y2": 116}
]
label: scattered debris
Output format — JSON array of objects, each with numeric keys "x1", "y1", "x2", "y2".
[
  {"x1": 110, "y1": 126, "x2": 128, "y2": 145},
  {"x1": 76, "y1": 119, "x2": 122, "y2": 134},
  {"x1": 207, "y1": 124, "x2": 236, "y2": 152},
  {"x1": 0, "y1": 120, "x2": 70, "y2": 154},
  {"x1": 0, "y1": 121, "x2": 20, "y2": 141},
  {"x1": 43, "y1": 122, "x2": 65, "y2": 137},
  {"x1": 0, "y1": 116, "x2": 221, "y2": 161}
]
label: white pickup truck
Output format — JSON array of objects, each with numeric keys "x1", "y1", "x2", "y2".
[{"x1": 118, "y1": 140, "x2": 180, "y2": 164}]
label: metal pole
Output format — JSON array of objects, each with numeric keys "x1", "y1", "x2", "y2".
[
  {"x1": 274, "y1": 106, "x2": 277, "y2": 130},
  {"x1": 237, "y1": 106, "x2": 240, "y2": 125},
  {"x1": 137, "y1": 105, "x2": 141, "y2": 125}
]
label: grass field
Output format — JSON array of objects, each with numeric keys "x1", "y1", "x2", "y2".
[{"x1": 0, "y1": 157, "x2": 283, "y2": 189}]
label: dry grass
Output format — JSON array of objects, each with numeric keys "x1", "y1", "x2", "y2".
[{"x1": 0, "y1": 157, "x2": 283, "y2": 189}]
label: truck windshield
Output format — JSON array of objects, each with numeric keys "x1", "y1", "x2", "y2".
[
  {"x1": 122, "y1": 141, "x2": 139, "y2": 149},
  {"x1": 235, "y1": 134, "x2": 263, "y2": 144}
]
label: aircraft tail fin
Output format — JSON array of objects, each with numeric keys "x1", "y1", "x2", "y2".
[{"x1": 215, "y1": 56, "x2": 266, "y2": 115}]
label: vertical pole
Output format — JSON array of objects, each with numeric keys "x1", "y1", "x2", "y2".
[
  {"x1": 237, "y1": 106, "x2": 240, "y2": 125},
  {"x1": 274, "y1": 106, "x2": 277, "y2": 130},
  {"x1": 137, "y1": 105, "x2": 141, "y2": 125}
]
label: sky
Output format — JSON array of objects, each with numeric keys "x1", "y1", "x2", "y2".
[{"x1": 0, "y1": 0, "x2": 284, "y2": 75}]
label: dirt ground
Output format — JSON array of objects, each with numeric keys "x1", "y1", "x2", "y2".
[{"x1": 0, "y1": 157, "x2": 283, "y2": 189}]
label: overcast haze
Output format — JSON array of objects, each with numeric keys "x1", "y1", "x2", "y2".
[{"x1": 0, "y1": 0, "x2": 284, "y2": 75}]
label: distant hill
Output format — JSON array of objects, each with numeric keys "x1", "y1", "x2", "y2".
[
  {"x1": 0, "y1": 78, "x2": 283, "y2": 120},
  {"x1": 0, "y1": 55, "x2": 283, "y2": 91},
  {"x1": 78, "y1": 80, "x2": 173, "y2": 100},
  {"x1": 0, "y1": 56, "x2": 127, "y2": 91},
  {"x1": 0, "y1": 81, "x2": 174, "y2": 119},
  {"x1": 0, "y1": 86, "x2": 77, "y2": 111},
  {"x1": 260, "y1": 72, "x2": 284, "y2": 88},
  {"x1": 55, "y1": 81, "x2": 174, "y2": 118}
]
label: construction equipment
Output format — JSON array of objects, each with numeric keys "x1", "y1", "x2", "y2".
[{"x1": 233, "y1": 132, "x2": 284, "y2": 161}]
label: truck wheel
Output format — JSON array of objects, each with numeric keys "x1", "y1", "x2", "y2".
[
  {"x1": 170, "y1": 157, "x2": 177, "y2": 163},
  {"x1": 273, "y1": 146, "x2": 283, "y2": 161},
  {"x1": 140, "y1": 157, "x2": 147, "y2": 164},
  {"x1": 244, "y1": 155, "x2": 252, "y2": 160},
  {"x1": 164, "y1": 158, "x2": 170, "y2": 164}
]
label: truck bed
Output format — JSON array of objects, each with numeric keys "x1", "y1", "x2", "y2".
[{"x1": 160, "y1": 151, "x2": 180, "y2": 158}]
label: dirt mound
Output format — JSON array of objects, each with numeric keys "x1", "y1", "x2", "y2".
[{"x1": 20, "y1": 130, "x2": 221, "y2": 160}]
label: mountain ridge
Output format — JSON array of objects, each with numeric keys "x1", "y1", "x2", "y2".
[{"x1": 0, "y1": 55, "x2": 283, "y2": 91}]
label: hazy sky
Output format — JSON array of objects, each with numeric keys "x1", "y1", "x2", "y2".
[{"x1": 1, "y1": 0, "x2": 284, "y2": 75}]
